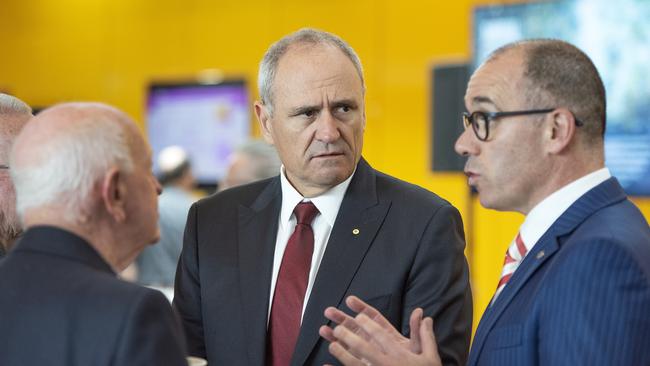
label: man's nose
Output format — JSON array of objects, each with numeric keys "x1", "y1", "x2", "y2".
[
  {"x1": 454, "y1": 128, "x2": 478, "y2": 157},
  {"x1": 315, "y1": 111, "x2": 341, "y2": 143}
]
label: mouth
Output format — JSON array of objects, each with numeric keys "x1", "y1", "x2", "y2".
[
  {"x1": 464, "y1": 170, "x2": 479, "y2": 186},
  {"x1": 311, "y1": 152, "x2": 345, "y2": 159}
]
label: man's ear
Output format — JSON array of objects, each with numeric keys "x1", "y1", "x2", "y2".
[
  {"x1": 101, "y1": 167, "x2": 126, "y2": 222},
  {"x1": 254, "y1": 101, "x2": 274, "y2": 145},
  {"x1": 546, "y1": 107, "x2": 577, "y2": 154}
]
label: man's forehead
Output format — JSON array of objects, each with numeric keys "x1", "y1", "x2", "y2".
[{"x1": 465, "y1": 54, "x2": 525, "y2": 109}]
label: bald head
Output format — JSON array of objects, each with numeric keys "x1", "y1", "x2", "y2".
[
  {"x1": 0, "y1": 94, "x2": 32, "y2": 252},
  {"x1": 10, "y1": 103, "x2": 136, "y2": 224}
]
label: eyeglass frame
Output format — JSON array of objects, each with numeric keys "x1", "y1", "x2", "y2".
[
  {"x1": 0, "y1": 164, "x2": 9, "y2": 170},
  {"x1": 462, "y1": 108, "x2": 584, "y2": 141}
]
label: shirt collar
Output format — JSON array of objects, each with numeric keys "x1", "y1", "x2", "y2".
[
  {"x1": 279, "y1": 165, "x2": 355, "y2": 228},
  {"x1": 520, "y1": 167, "x2": 611, "y2": 249}
]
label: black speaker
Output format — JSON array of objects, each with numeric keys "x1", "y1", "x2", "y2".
[{"x1": 431, "y1": 63, "x2": 470, "y2": 172}]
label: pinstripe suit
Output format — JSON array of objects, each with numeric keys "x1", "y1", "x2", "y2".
[{"x1": 469, "y1": 177, "x2": 650, "y2": 366}]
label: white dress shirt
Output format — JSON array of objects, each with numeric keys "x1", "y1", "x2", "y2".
[
  {"x1": 516, "y1": 167, "x2": 611, "y2": 260},
  {"x1": 267, "y1": 166, "x2": 355, "y2": 322}
]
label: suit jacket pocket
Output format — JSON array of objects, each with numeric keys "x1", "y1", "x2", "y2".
[{"x1": 484, "y1": 324, "x2": 522, "y2": 350}]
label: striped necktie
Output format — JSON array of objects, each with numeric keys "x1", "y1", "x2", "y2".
[{"x1": 491, "y1": 232, "x2": 527, "y2": 305}]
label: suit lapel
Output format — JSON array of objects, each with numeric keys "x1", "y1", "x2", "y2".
[
  {"x1": 237, "y1": 179, "x2": 282, "y2": 366},
  {"x1": 292, "y1": 159, "x2": 391, "y2": 366},
  {"x1": 468, "y1": 178, "x2": 627, "y2": 365}
]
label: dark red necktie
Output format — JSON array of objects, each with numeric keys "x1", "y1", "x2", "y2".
[{"x1": 267, "y1": 201, "x2": 319, "y2": 366}]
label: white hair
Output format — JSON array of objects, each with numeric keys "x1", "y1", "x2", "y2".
[
  {"x1": 258, "y1": 28, "x2": 365, "y2": 116},
  {"x1": 11, "y1": 106, "x2": 134, "y2": 222},
  {"x1": 0, "y1": 93, "x2": 32, "y2": 116}
]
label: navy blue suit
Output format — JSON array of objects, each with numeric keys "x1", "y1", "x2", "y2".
[
  {"x1": 469, "y1": 178, "x2": 650, "y2": 365},
  {"x1": 174, "y1": 158, "x2": 472, "y2": 366},
  {"x1": 0, "y1": 226, "x2": 187, "y2": 366}
]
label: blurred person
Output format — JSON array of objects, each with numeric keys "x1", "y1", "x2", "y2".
[
  {"x1": 136, "y1": 145, "x2": 196, "y2": 287},
  {"x1": 174, "y1": 28, "x2": 472, "y2": 366},
  {"x1": 321, "y1": 39, "x2": 650, "y2": 366},
  {"x1": 0, "y1": 93, "x2": 32, "y2": 256},
  {"x1": 219, "y1": 139, "x2": 281, "y2": 191},
  {"x1": 0, "y1": 102, "x2": 187, "y2": 366}
]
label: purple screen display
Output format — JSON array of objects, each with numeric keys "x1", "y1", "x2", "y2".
[{"x1": 147, "y1": 82, "x2": 251, "y2": 184}]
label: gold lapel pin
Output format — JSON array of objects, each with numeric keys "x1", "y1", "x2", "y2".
[
  {"x1": 536, "y1": 250, "x2": 545, "y2": 259},
  {"x1": 352, "y1": 228, "x2": 360, "y2": 235}
]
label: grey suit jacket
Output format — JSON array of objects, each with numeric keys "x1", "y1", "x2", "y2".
[{"x1": 174, "y1": 158, "x2": 472, "y2": 365}]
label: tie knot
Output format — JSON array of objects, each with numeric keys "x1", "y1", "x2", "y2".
[{"x1": 294, "y1": 201, "x2": 319, "y2": 225}]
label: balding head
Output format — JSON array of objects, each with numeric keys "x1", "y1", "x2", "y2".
[
  {"x1": 0, "y1": 94, "x2": 32, "y2": 252},
  {"x1": 11, "y1": 103, "x2": 135, "y2": 222},
  {"x1": 10, "y1": 102, "x2": 162, "y2": 270},
  {"x1": 485, "y1": 39, "x2": 606, "y2": 145}
]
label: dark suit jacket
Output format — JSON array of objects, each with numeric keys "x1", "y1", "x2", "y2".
[
  {"x1": 468, "y1": 178, "x2": 650, "y2": 365},
  {"x1": 0, "y1": 226, "x2": 187, "y2": 366},
  {"x1": 174, "y1": 158, "x2": 472, "y2": 365}
]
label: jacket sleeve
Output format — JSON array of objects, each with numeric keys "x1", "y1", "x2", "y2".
[
  {"x1": 113, "y1": 289, "x2": 188, "y2": 366},
  {"x1": 403, "y1": 203, "x2": 473, "y2": 366},
  {"x1": 172, "y1": 203, "x2": 207, "y2": 359}
]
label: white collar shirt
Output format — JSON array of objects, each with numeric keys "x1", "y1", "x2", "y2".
[
  {"x1": 267, "y1": 166, "x2": 355, "y2": 322},
  {"x1": 516, "y1": 167, "x2": 611, "y2": 260}
]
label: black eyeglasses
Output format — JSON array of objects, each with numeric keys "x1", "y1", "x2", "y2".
[
  {"x1": 462, "y1": 108, "x2": 584, "y2": 141},
  {"x1": 0, "y1": 165, "x2": 9, "y2": 170}
]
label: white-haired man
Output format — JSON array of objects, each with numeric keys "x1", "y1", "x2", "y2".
[
  {"x1": 0, "y1": 102, "x2": 187, "y2": 365},
  {"x1": 0, "y1": 93, "x2": 32, "y2": 256}
]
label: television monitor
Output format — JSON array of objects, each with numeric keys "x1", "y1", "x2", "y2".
[
  {"x1": 146, "y1": 80, "x2": 251, "y2": 187},
  {"x1": 473, "y1": 0, "x2": 650, "y2": 196}
]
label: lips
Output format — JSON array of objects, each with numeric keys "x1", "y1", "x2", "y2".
[
  {"x1": 464, "y1": 169, "x2": 479, "y2": 186},
  {"x1": 312, "y1": 152, "x2": 344, "y2": 159}
]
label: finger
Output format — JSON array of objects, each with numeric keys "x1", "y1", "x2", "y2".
[
  {"x1": 353, "y1": 313, "x2": 405, "y2": 356},
  {"x1": 408, "y1": 308, "x2": 423, "y2": 353},
  {"x1": 420, "y1": 317, "x2": 442, "y2": 365},
  {"x1": 325, "y1": 307, "x2": 368, "y2": 336},
  {"x1": 346, "y1": 296, "x2": 401, "y2": 336},
  {"x1": 319, "y1": 325, "x2": 337, "y2": 343},
  {"x1": 328, "y1": 342, "x2": 368, "y2": 366},
  {"x1": 332, "y1": 323, "x2": 381, "y2": 361}
]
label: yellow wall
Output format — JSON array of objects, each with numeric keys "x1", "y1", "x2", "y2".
[{"x1": 1, "y1": 0, "x2": 648, "y2": 334}]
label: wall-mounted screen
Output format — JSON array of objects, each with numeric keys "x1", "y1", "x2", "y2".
[
  {"x1": 146, "y1": 80, "x2": 251, "y2": 186},
  {"x1": 474, "y1": 0, "x2": 650, "y2": 196}
]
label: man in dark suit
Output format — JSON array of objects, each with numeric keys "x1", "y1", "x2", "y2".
[
  {"x1": 320, "y1": 40, "x2": 650, "y2": 365},
  {"x1": 0, "y1": 93, "x2": 32, "y2": 257},
  {"x1": 173, "y1": 28, "x2": 472, "y2": 366},
  {"x1": 0, "y1": 103, "x2": 188, "y2": 366}
]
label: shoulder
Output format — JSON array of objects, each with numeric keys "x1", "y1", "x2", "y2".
[
  {"x1": 193, "y1": 176, "x2": 278, "y2": 214},
  {"x1": 373, "y1": 169, "x2": 457, "y2": 212}
]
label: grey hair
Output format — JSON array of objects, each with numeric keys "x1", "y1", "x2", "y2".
[
  {"x1": 235, "y1": 139, "x2": 281, "y2": 180},
  {"x1": 0, "y1": 93, "x2": 32, "y2": 116},
  {"x1": 11, "y1": 103, "x2": 134, "y2": 222},
  {"x1": 258, "y1": 28, "x2": 365, "y2": 116}
]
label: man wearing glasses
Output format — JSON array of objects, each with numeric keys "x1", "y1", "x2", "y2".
[
  {"x1": 0, "y1": 93, "x2": 32, "y2": 257},
  {"x1": 321, "y1": 39, "x2": 650, "y2": 365}
]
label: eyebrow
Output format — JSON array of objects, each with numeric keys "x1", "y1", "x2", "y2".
[{"x1": 471, "y1": 96, "x2": 496, "y2": 106}]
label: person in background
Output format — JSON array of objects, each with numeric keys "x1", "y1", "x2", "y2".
[
  {"x1": 219, "y1": 139, "x2": 281, "y2": 191},
  {"x1": 0, "y1": 102, "x2": 187, "y2": 366},
  {"x1": 174, "y1": 28, "x2": 472, "y2": 366},
  {"x1": 0, "y1": 93, "x2": 32, "y2": 257},
  {"x1": 321, "y1": 39, "x2": 650, "y2": 366},
  {"x1": 136, "y1": 145, "x2": 196, "y2": 287}
]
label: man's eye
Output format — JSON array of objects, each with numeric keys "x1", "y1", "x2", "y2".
[{"x1": 303, "y1": 110, "x2": 315, "y2": 117}]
